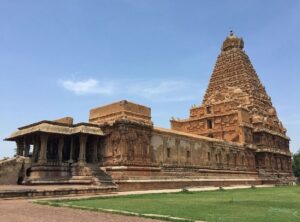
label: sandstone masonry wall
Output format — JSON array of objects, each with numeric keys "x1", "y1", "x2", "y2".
[
  {"x1": 0, "y1": 156, "x2": 25, "y2": 185},
  {"x1": 151, "y1": 128, "x2": 256, "y2": 171}
]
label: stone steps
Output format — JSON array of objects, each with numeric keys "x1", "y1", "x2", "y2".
[{"x1": 85, "y1": 164, "x2": 117, "y2": 187}]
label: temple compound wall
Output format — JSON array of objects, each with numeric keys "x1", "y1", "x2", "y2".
[{"x1": 2, "y1": 32, "x2": 295, "y2": 190}]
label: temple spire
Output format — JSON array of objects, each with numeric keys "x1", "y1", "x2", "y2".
[{"x1": 202, "y1": 32, "x2": 286, "y2": 135}]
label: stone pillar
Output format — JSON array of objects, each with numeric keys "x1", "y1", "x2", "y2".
[
  {"x1": 16, "y1": 140, "x2": 24, "y2": 156},
  {"x1": 33, "y1": 138, "x2": 40, "y2": 163},
  {"x1": 38, "y1": 134, "x2": 48, "y2": 164},
  {"x1": 58, "y1": 136, "x2": 64, "y2": 163},
  {"x1": 24, "y1": 140, "x2": 30, "y2": 157},
  {"x1": 69, "y1": 137, "x2": 74, "y2": 163},
  {"x1": 92, "y1": 137, "x2": 99, "y2": 163},
  {"x1": 79, "y1": 135, "x2": 87, "y2": 165}
]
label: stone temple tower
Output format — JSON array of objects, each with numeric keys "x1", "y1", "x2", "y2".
[{"x1": 171, "y1": 31, "x2": 292, "y2": 176}]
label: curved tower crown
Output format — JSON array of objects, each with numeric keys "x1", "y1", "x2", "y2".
[{"x1": 222, "y1": 31, "x2": 244, "y2": 51}]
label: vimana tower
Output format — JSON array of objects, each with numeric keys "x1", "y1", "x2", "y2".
[{"x1": 171, "y1": 31, "x2": 292, "y2": 179}]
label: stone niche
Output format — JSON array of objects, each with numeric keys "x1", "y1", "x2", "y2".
[{"x1": 89, "y1": 100, "x2": 152, "y2": 126}]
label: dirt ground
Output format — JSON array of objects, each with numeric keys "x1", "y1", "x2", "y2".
[{"x1": 0, "y1": 199, "x2": 160, "y2": 222}]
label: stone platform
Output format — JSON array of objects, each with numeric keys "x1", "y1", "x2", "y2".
[
  {"x1": 116, "y1": 178, "x2": 263, "y2": 191},
  {"x1": 0, "y1": 185, "x2": 117, "y2": 199}
]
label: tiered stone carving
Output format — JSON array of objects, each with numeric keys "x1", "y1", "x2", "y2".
[{"x1": 171, "y1": 31, "x2": 293, "y2": 177}]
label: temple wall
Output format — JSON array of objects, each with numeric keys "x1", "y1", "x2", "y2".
[
  {"x1": 171, "y1": 113, "x2": 241, "y2": 143},
  {"x1": 255, "y1": 152, "x2": 292, "y2": 173},
  {"x1": 254, "y1": 132, "x2": 289, "y2": 152},
  {"x1": 0, "y1": 156, "x2": 26, "y2": 185},
  {"x1": 100, "y1": 120, "x2": 153, "y2": 166},
  {"x1": 151, "y1": 128, "x2": 256, "y2": 171},
  {"x1": 103, "y1": 124, "x2": 262, "y2": 190}
]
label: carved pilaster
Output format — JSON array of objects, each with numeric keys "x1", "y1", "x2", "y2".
[
  {"x1": 175, "y1": 138, "x2": 180, "y2": 164},
  {"x1": 162, "y1": 137, "x2": 168, "y2": 161}
]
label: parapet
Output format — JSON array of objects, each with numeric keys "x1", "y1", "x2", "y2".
[
  {"x1": 53, "y1": 117, "x2": 74, "y2": 125},
  {"x1": 89, "y1": 100, "x2": 152, "y2": 126}
]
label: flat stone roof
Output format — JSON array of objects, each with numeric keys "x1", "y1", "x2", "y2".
[{"x1": 5, "y1": 121, "x2": 104, "y2": 141}]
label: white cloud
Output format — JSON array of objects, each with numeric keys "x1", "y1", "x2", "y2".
[
  {"x1": 142, "y1": 81, "x2": 190, "y2": 95},
  {"x1": 129, "y1": 80, "x2": 200, "y2": 102},
  {"x1": 59, "y1": 78, "x2": 201, "y2": 102},
  {"x1": 59, "y1": 79, "x2": 115, "y2": 95}
]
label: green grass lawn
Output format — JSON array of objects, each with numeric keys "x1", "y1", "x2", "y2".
[{"x1": 43, "y1": 186, "x2": 300, "y2": 222}]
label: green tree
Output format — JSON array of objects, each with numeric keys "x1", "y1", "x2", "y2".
[{"x1": 292, "y1": 149, "x2": 300, "y2": 178}]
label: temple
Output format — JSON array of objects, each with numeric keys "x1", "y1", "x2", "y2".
[{"x1": 1, "y1": 32, "x2": 295, "y2": 190}]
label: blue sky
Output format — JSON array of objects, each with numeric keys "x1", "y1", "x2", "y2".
[{"x1": 0, "y1": 0, "x2": 299, "y2": 158}]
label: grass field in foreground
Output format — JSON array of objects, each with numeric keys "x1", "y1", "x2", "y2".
[{"x1": 45, "y1": 186, "x2": 300, "y2": 222}]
